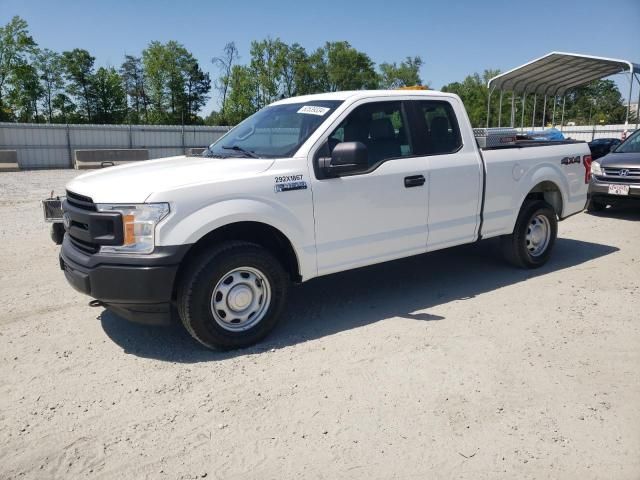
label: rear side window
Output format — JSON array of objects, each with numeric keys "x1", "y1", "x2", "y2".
[{"x1": 416, "y1": 101, "x2": 462, "y2": 155}]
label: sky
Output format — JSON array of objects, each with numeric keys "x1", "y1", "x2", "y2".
[{"x1": 2, "y1": 0, "x2": 639, "y2": 115}]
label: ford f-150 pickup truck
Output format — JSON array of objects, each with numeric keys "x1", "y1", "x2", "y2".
[{"x1": 60, "y1": 89, "x2": 590, "y2": 349}]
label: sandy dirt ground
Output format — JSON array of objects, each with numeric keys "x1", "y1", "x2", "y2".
[{"x1": 0, "y1": 169, "x2": 639, "y2": 480}]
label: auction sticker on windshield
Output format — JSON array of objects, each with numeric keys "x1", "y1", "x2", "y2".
[{"x1": 297, "y1": 106, "x2": 330, "y2": 116}]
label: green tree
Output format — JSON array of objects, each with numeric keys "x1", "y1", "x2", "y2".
[
  {"x1": 120, "y1": 54, "x2": 148, "y2": 123},
  {"x1": 223, "y1": 65, "x2": 258, "y2": 125},
  {"x1": 379, "y1": 56, "x2": 423, "y2": 89},
  {"x1": 142, "y1": 40, "x2": 210, "y2": 124},
  {"x1": 8, "y1": 63, "x2": 43, "y2": 122},
  {"x1": 0, "y1": 16, "x2": 38, "y2": 120},
  {"x1": 35, "y1": 48, "x2": 64, "y2": 122},
  {"x1": 564, "y1": 80, "x2": 626, "y2": 125},
  {"x1": 315, "y1": 41, "x2": 379, "y2": 92},
  {"x1": 183, "y1": 57, "x2": 210, "y2": 123},
  {"x1": 92, "y1": 66, "x2": 127, "y2": 123},
  {"x1": 212, "y1": 41, "x2": 239, "y2": 124},
  {"x1": 61, "y1": 48, "x2": 96, "y2": 122},
  {"x1": 249, "y1": 38, "x2": 288, "y2": 108},
  {"x1": 280, "y1": 42, "x2": 315, "y2": 97},
  {"x1": 52, "y1": 93, "x2": 76, "y2": 122},
  {"x1": 442, "y1": 69, "x2": 501, "y2": 127}
]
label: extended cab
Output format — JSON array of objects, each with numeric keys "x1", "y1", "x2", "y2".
[{"x1": 60, "y1": 90, "x2": 590, "y2": 349}]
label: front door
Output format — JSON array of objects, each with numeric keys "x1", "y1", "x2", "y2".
[{"x1": 309, "y1": 100, "x2": 429, "y2": 276}]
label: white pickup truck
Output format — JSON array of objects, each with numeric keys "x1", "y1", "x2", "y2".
[{"x1": 60, "y1": 89, "x2": 590, "y2": 349}]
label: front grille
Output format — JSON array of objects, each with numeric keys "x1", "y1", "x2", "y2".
[
  {"x1": 598, "y1": 167, "x2": 640, "y2": 184},
  {"x1": 69, "y1": 235, "x2": 100, "y2": 254},
  {"x1": 66, "y1": 190, "x2": 96, "y2": 211},
  {"x1": 64, "y1": 190, "x2": 121, "y2": 253}
]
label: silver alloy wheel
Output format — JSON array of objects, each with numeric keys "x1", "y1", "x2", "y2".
[
  {"x1": 525, "y1": 214, "x2": 551, "y2": 257},
  {"x1": 210, "y1": 267, "x2": 271, "y2": 332}
]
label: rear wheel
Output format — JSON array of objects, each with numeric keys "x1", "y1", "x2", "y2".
[
  {"x1": 177, "y1": 241, "x2": 289, "y2": 350},
  {"x1": 501, "y1": 200, "x2": 557, "y2": 269}
]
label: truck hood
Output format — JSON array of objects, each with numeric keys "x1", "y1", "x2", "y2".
[{"x1": 66, "y1": 155, "x2": 275, "y2": 203}]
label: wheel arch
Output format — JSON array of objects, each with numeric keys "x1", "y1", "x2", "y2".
[
  {"x1": 176, "y1": 221, "x2": 302, "y2": 289},
  {"x1": 525, "y1": 180, "x2": 564, "y2": 218}
]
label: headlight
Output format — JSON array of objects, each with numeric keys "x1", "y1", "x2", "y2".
[
  {"x1": 96, "y1": 203, "x2": 169, "y2": 254},
  {"x1": 591, "y1": 161, "x2": 602, "y2": 176}
]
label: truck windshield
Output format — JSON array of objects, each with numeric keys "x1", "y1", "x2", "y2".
[
  {"x1": 614, "y1": 129, "x2": 640, "y2": 153},
  {"x1": 205, "y1": 100, "x2": 343, "y2": 159}
]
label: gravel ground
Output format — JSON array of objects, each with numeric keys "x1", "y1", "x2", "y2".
[{"x1": 1, "y1": 169, "x2": 639, "y2": 480}]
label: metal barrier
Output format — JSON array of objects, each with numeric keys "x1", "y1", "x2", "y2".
[
  {"x1": 518, "y1": 124, "x2": 636, "y2": 142},
  {"x1": 0, "y1": 122, "x2": 231, "y2": 169}
]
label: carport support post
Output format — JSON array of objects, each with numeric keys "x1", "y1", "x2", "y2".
[
  {"x1": 635, "y1": 73, "x2": 640, "y2": 130},
  {"x1": 552, "y1": 96, "x2": 557, "y2": 126},
  {"x1": 560, "y1": 95, "x2": 566, "y2": 131},
  {"x1": 510, "y1": 92, "x2": 516, "y2": 127},
  {"x1": 625, "y1": 71, "x2": 633, "y2": 127},
  {"x1": 531, "y1": 94, "x2": 537, "y2": 130},
  {"x1": 520, "y1": 92, "x2": 526, "y2": 130},
  {"x1": 542, "y1": 95, "x2": 547, "y2": 128},
  {"x1": 498, "y1": 90, "x2": 503, "y2": 128},
  {"x1": 486, "y1": 87, "x2": 493, "y2": 128}
]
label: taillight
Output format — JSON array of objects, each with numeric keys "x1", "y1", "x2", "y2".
[{"x1": 583, "y1": 155, "x2": 592, "y2": 183}]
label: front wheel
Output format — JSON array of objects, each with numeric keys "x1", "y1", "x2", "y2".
[
  {"x1": 501, "y1": 200, "x2": 558, "y2": 268},
  {"x1": 177, "y1": 241, "x2": 289, "y2": 350}
]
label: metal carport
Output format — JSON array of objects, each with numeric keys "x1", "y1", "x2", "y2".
[{"x1": 486, "y1": 52, "x2": 640, "y2": 130}]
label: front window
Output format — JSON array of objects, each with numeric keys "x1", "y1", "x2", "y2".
[
  {"x1": 205, "y1": 100, "x2": 343, "y2": 159},
  {"x1": 614, "y1": 130, "x2": 640, "y2": 153},
  {"x1": 328, "y1": 101, "x2": 413, "y2": 167}
]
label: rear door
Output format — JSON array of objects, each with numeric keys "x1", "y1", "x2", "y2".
[{"x1": 409, "y1": 99, "x2": 483, "y2": 250}]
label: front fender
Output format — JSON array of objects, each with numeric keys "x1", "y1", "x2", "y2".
[{"x1": 156, "y1": 197, "x2": 317, "y2": 280}]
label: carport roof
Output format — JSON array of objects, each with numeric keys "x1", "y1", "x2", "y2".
[{"x1": 487, "y1": 52, "x2": 640, "y2": 96}]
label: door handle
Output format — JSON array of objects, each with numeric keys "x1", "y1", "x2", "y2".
[{"x1": 404, "y1": 174, "x2": 426, "y2": 188}]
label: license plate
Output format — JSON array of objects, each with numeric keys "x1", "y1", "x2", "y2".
[{"x1": 608, "y1": 184, "x2": 629, "y2": 196}]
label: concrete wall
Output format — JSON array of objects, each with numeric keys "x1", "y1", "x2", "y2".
[
  {"x1": 73, "y1": 149, "x2": 149, "y2": 169},
  {"x1": 0, "y1": 123, "x2": 230, "y2": 169},
  {"x1": 0, "y1": 150, "x2": 19, "y2": 171}
]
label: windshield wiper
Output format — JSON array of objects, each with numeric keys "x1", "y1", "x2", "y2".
[
  {"x1": 202, "y1": 148, "x2": 225, "y2": 158},
  {"x1": 221, "y1": 145, "x2": 259, "y2": 158}
]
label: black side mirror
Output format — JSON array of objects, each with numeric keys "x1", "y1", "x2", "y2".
[{"x1": 319, "y1": 141, "x2": 368, "y2": 176}]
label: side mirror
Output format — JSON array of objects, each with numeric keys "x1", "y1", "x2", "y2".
[{"x1": 320, "y1": 141, "x2": 368, "y2": 176}]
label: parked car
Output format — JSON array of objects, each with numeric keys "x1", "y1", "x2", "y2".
[
  {"x1": 588, "y1": 129, "x2": 640, "y2": 211},
  {"x1": 588, "y1": 137, "x2": 621, "y2": 161},
  {"x1": 58, "y1": 90, "x2": 590, "y2": 349}
]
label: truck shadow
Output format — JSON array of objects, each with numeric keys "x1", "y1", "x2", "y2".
[
  {"x1": 99, "y1": 237, "x2": 618, "y2": 363},
  {"x1": 586, "y1": 204, "x2": 640, "y2": 221}
]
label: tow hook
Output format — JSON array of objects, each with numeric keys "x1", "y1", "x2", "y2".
[{"x1": 88, "y1": 300, "x2": 104, "y2": 308}]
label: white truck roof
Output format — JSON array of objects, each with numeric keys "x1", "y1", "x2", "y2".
[{"x1": 270, "y1": 89, "x2": 457, "y2": 105}]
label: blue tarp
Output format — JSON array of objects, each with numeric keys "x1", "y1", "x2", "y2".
[{"x1": 525, "y1": 128, "x2": 565, "y2": 141}]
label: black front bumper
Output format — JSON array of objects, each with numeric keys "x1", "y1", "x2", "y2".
[{"x1": 60, "y1": 236, "x2": 191, "y2": 325}]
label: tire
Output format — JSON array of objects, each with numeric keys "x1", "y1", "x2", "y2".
[
  {"x1": 50, "y1": 222, "x2": 65, "y2": 245},
  {"x1": 177, "y1": 241, "x2": 289, "y2": 350},
  {"x1": 501, "y1": 200, "x2": 558, "y2": 269},
  {"x1": 587, "y1": 198, "x2": 606, "y2": 212}
]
